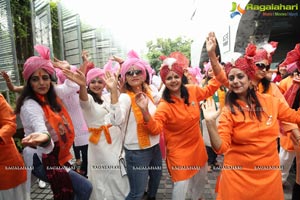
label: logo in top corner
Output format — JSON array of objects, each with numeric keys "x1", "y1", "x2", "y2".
[{"x1": 230, "y1": 2, "x2": 246, "y2": 18}]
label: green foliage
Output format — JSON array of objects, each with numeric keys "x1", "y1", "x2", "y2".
[
  {"x1": 10, "y1": 0, "x2": 32, "y2": 39},
  {"x1": 50, "y1": 1, "x2": 62, "y2": 59},
  {"x1": 10, "y1": 0, "x2": 33, "y2": 86},
  {"x1": 14, "y1": 137, "x2": 23, "y2": 153},
  {"x1": 146, "y1": 37, "x2": 192, "y2": 72}
]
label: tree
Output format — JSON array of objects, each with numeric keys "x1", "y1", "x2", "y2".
[
  {"x1": 146, "y1": 37, "x2": 192, "y2": 72},
  {"x1": 10, "y1": 0, "x2": 33, "y2": 84}
]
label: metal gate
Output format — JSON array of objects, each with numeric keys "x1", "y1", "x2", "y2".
[
  {"x1": 0, "y1": 0, "x2": 19, "y2": 102},
  {"x1": 31, "y1": 0, "x2": 54, "y2": 57},
  {"x1": 57, "y1": 2, "x2": 82, "y2": 66}
]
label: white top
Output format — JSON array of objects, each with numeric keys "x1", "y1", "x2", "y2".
[
  {"x1": 56, "y1": 80, "x2": 89, "y2": 146},
  {"x1": 119, "y1": 93, "x2": 160, "y2": 150},
  {"x1": 80, "y1": 94, "x2": 129, "y2": 200},
  {"x1": 20, "y1": 79, "x2": 79, "y2": 196},
  {"x1": 21, "y1": 80, "x2": 79, "y2": 152}
]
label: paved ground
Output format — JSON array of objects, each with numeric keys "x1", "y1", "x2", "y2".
[{"x1": 31, "y1": 159, "x2": 295, "y2": 200}]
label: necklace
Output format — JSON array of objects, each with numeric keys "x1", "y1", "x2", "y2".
[
  {"x1": 245, "y1": 104, "x2": 272, "y2": 126},
  {"x1": 265, "y1": 114, "x2": 273, "y2": 126},
  {"x1": 262, "y1": 108, "x2": 272, "y2": 126}
]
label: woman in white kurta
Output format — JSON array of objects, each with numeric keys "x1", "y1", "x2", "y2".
[{"x1": 70, "y1": 67, "x2": 129, "y2": 200}]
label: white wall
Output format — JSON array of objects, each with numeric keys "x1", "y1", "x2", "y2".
[{"x1": 190, "y1": 0, "x2": 250, "y2": 66}]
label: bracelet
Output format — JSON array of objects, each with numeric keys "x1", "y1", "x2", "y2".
[{"x1": 39, "y1": 132, "x2": 51, "y2": 147}]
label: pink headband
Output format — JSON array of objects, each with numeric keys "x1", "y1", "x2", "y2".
[
  {"x1": 23, "y1": 45, "x2": 55, "y2": 81},
  {"x1": 86, "y1": 68, "x2": 105, "y2": 85},
  {"x1": 160, "y1": 58, "x2": 184, "y2": 84},
  {"x1": 120, "y1": 50, "x2": 147, "y2": 82}
]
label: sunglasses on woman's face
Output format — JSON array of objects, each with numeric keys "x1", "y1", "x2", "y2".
[
  {"x1": 126, "y1": 70, "x2": 142, "y2": 76},
  {"x1": 256, "y1": 63, "x2": 270, "y2": 70}
]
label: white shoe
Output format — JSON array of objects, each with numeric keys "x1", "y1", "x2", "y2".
[{"x1": 38, "y1": 179, "x2": 46, "y2": 189}]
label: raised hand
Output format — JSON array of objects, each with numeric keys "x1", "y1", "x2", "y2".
[
  {"x1": 206, "y1": 32, "x2": 217, "y2": 54},
  {"x1": 1, "y1": 71, "x2": 10, "y2": 80},
  {"x1": 52, "y1": 57, "x2": 71, "y2": 70},
  {"x1": 111, "y1": 55, "x2": 124, "y2": 64},
  {"x1": 103, "y1": 71, "x2": 118, "y2": 91},
  {"x1": 81, "y1": 50, "x2": 90, "y2": 62},
  {"x1": 201, "y1": 98, "x2": 221, "y2": 121},
  {"x1": 62, "y1": 68, "x2": 86, "y2": 86}
]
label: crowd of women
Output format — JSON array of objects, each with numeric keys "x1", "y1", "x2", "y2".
[{"x1": 0, "y1": 32, "x2": 300, "y2": 200}]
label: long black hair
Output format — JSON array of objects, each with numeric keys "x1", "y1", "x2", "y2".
[
  {"x1": 260, "y1": 77, "x2": 271, "y2": 94},
  {"x1": 162, "y1": 75, "x2": 189, "y2": 105},
  {"x1": 15, "y1": 80, "x2": 61, "y2": 114},
  {"x1": 225, "y1": 88, "x2": 262, "y2": 121},
  {"x1": 87, "y1": 87, "x2": 103, "y2": 105}
]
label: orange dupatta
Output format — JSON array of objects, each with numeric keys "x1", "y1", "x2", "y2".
[
  {"x1": 37, "y1": 95, "x2": 75, "y2": 165},
  {"x1": 127, "y1": 90, "x2": 154, "y2": 149}
]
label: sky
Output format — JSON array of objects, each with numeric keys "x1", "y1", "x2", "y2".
[{"x1": 60, "y1": 0, "x2": 196, "y2": 50}]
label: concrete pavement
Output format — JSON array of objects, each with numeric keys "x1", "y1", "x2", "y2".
[{"x1": 31, "y1": 159, "x2": 294, "y2": 200}]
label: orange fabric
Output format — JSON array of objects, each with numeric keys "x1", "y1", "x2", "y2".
[
  {"x1": 255, "y1": 80, "x2": 298, "y2": 134},
  {"x1": 217, "y1": 88, "x2": 226, "y2": 110},
  {"x1": 214, "y1": 92, "x2": 300, "y2": 200},
  {"x1": 216, "y1": 71, "x2": 297, "y2": 132},
  {"x1": 280, "y1": 132, "x2": 295, "y2": 151},
  {"x1": 279, "y1": 76, "x2": 299, "y2": 151},
  {"x1": 127, "y1": 90, "x2": 154, "y2": 149},
  {"x1": 38, "y1": 95, "x2": 75, "y2": 165},
  {"x1": 215, "y1": 174, "x2": 221, "y2": 193},
  {"x1": 88, "y1": 124, "x2": 112, "y2": 144},
  {"x1": 203, "y1": 79, "x2": 226, "y2": 110},
  {"x1": 0, "y1": 94, "x2": 26, "y2": 189},
  {"x1": 146, "y1": 79, "x2": 221, "y2": 181},
  {"x1": 215, "y1": 71, "x2": 229, "y2": 88},
  {"x1": 279, "y1": 76, "x2": 293, "y2": 94}
]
